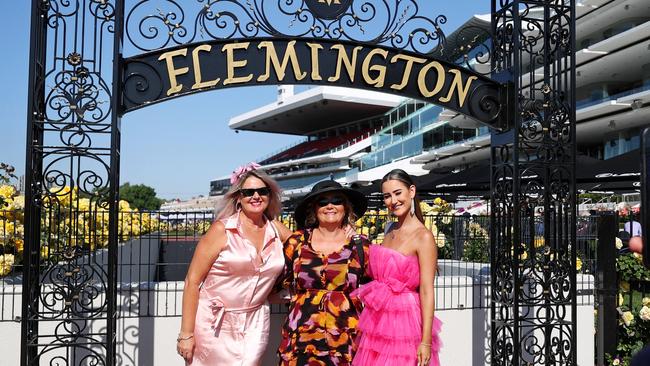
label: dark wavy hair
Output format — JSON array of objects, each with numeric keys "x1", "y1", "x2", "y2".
[{"x1": 381, "y1": 169, "x2": 424, "y2": 224}]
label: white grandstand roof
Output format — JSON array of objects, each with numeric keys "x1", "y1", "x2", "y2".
[{"x1": 228, "y1": 86, "x2": 403, "y2": 135}]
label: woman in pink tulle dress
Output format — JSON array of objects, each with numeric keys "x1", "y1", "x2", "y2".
[{"x1": 351, "y1": 169, "x2": 442, "y2": 366}]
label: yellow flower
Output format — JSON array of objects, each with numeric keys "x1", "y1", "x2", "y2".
[
  {"x1": 78, "y1": 198, "x2": 91, "y2": 212},
  {"x1": 433, "y1": 197, "x2": 443, "y2": 206},
  {"x1": 355, "y1": 218, "x2": 363, "y2": 228},
  {"x1": 119, "y1": 200, "x2": 132, "y2": 211},
  {"x1": 361, "y1": 227, "x2": 369, "y2": 236},
  {"x1": 620, "y1": 281, "x2": 630, "y2": 293},
  {"x1": 0, "y1": 185, "x2": 16, "y2": 200},
  {"x1": 0, "y1": 222, "x2": 16, "y2": 239},
  {"x1": 0, "y1": 254, "x2": 15, "y2": 276},
  {"x1": 615, "y1": 237, "x2": 623, "y2": 250},
  {"x1": 639, "y1": 306, "x2": 650, "y2": 322},
  {"x1": 621, "y1": 311, "x2": 634, "y2": 327},
  {"x1": 40, "y1": 246, "x2": 49, "y2": 259},
  {"x1": 14, "y1": 238, "x2": 24, "y2": 253},
  {"x1": 612, "y1": 358, "x2": 620, "y2": 365},
  {"x1": 642, "y1": 297, "x2": 650, "y2": 307},
  {"x1": 618, "y1": 294, "x2": 624, "y2": 307},
  {"x1": 575, "y1": 257, "x2": 583, "y2": 272}
]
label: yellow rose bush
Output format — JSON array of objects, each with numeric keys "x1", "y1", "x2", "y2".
[
  {"x1": 0, "y1": 184, "x2": 161, "y2": 277},
  {"x1": 354, "y1": 209, "x2": 389, "y2": 243},
  {"x1": 607, "y1": 252, "x2": 650, "y2": 365}
]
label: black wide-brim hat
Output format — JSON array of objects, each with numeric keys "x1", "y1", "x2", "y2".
[{"x1": 294, "y1": 180, "x2": 368, "y2": 229}]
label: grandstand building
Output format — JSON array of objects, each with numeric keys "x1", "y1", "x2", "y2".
[{"x1": 211, "y1": 0, "x2": 650, "y2": 203}]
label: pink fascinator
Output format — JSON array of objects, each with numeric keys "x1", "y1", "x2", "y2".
[{"x1": 230, "y1": 162, "x2": 262, "y2": 185}]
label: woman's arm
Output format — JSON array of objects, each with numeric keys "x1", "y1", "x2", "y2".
[
  {"x1": 416, "y1": 228, "x2": 438, "y2": 365},
  {"x1": 273, "y1": 219, "x2": 294, "y2": 243},
  {"x1": 271, "y1": 232, "x2": 300, "y2": 295},
  {"x1": 177, "y1": 221, "x2": 227, "y2": 360}
]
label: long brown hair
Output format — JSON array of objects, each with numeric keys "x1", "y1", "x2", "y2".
[
  {"x1": 381, "y1": 169, "x2": 424, "y2": 224},
  {"x1": 215, "y1": 170, "x2": 282, "y2": 220}
]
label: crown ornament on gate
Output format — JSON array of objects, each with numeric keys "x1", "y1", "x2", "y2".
[{"x1": 305, "y1": 0, "x2": 353, "y2": 19}]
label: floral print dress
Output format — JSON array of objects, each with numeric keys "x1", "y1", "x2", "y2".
[{"x1": 276, "y1": 230, "x2": 371, "y2": 366}]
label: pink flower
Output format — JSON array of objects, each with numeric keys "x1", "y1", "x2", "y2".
[{"x1": 230, "y1": 162, "x2": 261, "y2": 185}]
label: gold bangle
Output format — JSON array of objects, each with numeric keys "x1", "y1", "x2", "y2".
[{"x1": 420, "y1": 342, "x2": 432, "y2": 347}]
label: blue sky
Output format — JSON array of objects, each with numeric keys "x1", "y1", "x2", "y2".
[{"x1": 0, "y1": 1, "x2": 488, "y2": 199}]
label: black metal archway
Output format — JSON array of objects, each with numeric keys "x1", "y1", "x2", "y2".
[{"x1": 22, "y1": 0, "x2": 576, "y2": 365}]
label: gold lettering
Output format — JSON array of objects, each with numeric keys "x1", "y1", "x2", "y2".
[
  {"x1": 318, "y1": 0, "x2": 341, "y2": 5},
  {"x1": 191, "y1": 45, "x2": 220, "y2": 90},
  {"x1": 257, "y1": 41, "x2": 307, "y2": 82},
  {"x1": 390, "y1": 54, "x2": 427, "y2": 90},
  {"x1": 417, "y1": 61, "x2": 446, "y2": 98},
  {"x1": 328, "y1": 44, "x2": 363, "y2": 82},
  {"x1": 158, "y1": 48, "x2": 189, "y2": 96},
  {"x1": 439, "y1": 69, "x2": 478, "y2": 107},
  {"x1": 222, "y1": 42, "x2": 253, "y2": 85},
  {"x1": 361, "y1": 48, "x2": 389, "y2": 88},
  {"x1": 307, "y1": 43, "x2": 324, "y2": 81}
]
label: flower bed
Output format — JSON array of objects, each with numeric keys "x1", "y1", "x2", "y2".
[{"x1": 607, "y1": 253, "x2": 650, "y2": 365}]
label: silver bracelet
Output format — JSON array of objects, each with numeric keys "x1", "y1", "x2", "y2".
[{"x1": 177, "y1": 334, "x2": 194, "y2": 342}]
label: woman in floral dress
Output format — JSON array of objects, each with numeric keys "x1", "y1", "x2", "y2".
[{"x1": 276, "y1": 180, "x2": 370, "y2": 365}]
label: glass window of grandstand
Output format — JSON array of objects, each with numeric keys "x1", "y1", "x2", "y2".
[
  {"x1": 419, "y1": 105, "x2": 442, "y2": 127},
  {"x1": 604, "y1": 130, "x2": 640, "y2": 160},
  {"x1": 392, "y1": 121, "x2": 408, "y2": 137}
]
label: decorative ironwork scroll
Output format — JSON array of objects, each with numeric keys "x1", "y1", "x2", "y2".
[
  {"x1": 123, "y1": 0, "x2": 447, "y2": 55},
  {"x1": 490, "y1": 0, "x2": 577, "y2": 365}
]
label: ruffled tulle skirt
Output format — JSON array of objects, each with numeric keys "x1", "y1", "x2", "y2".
[{"x1": 351, "y1": 282, "x2": 442, "y2": 366}]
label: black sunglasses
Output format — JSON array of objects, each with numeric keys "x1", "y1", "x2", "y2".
[
  {"x1": 316, "y1": 196, "x2": 345, "y2": 207},
  {"x1": 240, "y1": 187, "x2": 270, "y2": 197}
]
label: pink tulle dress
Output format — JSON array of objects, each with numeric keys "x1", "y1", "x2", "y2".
[{"x1": 350, "y1": 244, "x2": 442, "y2": 366}]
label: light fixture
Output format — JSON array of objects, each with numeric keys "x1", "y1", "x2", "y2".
[{"x1": 631, "y1": 99, "x2": 644, "y2": 110}]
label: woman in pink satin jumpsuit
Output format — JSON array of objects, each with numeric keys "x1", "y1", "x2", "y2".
[{"x1": 177, "y1": 164, "x2": 292, "y2": 365}]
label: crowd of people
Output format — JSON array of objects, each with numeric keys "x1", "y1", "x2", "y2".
[{"x1": 176, "y1": 164, "x2": 442, "y2": 366}]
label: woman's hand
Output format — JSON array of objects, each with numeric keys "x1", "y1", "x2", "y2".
[
  {"x1": 344, "y1": 225, "x2": 358, "y2": 240},
  {"x1": 177, "y1": 335, "x2": 195, "y2": 363},
  {"x1": 417, "y1": 343, "x2": 431, "y2": 366}
]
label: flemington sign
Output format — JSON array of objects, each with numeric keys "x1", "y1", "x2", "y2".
[{"x1": 122, "y1": 39, "x2": 504, "y2": 124}]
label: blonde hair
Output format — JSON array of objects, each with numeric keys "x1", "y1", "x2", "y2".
[{"x1": 215, "y1": 170, "x2": 282, "y2": 221}]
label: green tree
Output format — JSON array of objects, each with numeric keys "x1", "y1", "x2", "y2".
[{"x1": 119, "y1": 183, "x2": 163, "y2": 211}]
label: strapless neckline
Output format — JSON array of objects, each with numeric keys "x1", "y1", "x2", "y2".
[{"x1": 373, "y1": 244, "x2": 418, "y2": 259}]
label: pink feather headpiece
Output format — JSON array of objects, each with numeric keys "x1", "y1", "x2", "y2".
[{"x1": 230, "y1": 162, "x2": 261, "y2": 185}]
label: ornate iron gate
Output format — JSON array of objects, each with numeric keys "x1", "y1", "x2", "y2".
[
  {"x1": 21, "y1": 0, "x2": 575, "y2": 365},
  {"x1": 490, "y1": 1, "x2": 577, "y2": 364}
]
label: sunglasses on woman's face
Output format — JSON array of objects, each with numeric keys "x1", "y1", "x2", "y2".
[
  {"x1": 316, "y1": 196, "x2": 345, "y2": 207},
  {"x1": 240, "y1": 187, "x2": 270, "y2": 197}
]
